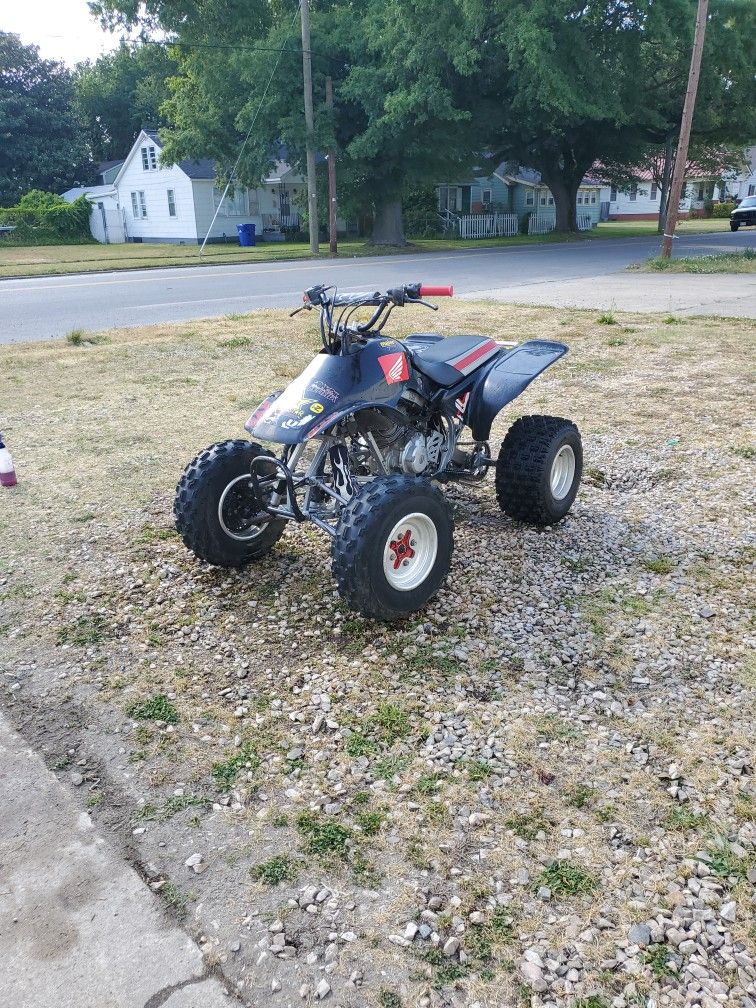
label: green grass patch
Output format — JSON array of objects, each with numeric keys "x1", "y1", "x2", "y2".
[
  {"x1": 536, "y1": 860, "x2": 598, "y2": 897},
  {"x1": 251, "y1": 855, "x2": 298, "y2": 886},
  {"x1": 344, "y1": 732, "x2": 378, "y2": 758},
  {"x1": 643, "y1": 249, "x2": 756, "y2": 273},
  {"x1": 57, "y1": 612, "x2": 108, "y2": 646},
  {"x1": 160, "y1": 881, "x2": 194, "y2": 919},
  {"x1": 596, "y1": 312, "x2": 616, "y2": 325},
  {"x1": 567, "y1": 784, "x2": 599, "y2": 809},
  {"x1": 505, "y1": 809, "x2": 552, "y2": 839},
  {"x1": 378, "y1": 991, "x2": 403, "y2": 1008},
  {"x1": 644, "y1": 943, "x2": 675, "y2": 978},
  {"x1": 65, "y1": 328, "x2": 110, "y2": 346},
  {"x1": 355, "y1": 810, "x2": 384, "y2": 835},
  {"x1": 464, "y1": 759, "x2": 493, "y2": 782},
  {"x1": 642, "y1": 555, "x2": 674, "y2": 574},
  {"x1": 218, "y1": 335, "x2": 254, "y2": 349},
  {"x1": 297, "y1": 811, "x2": 352, "y2": 857},
  {"x1": 126, "y1": 693, "x2": 179, "y2": 724},
  {"x1": 707, "y1": 843, "x2": 755, "y2": 883},
  {"x1": 415, "y1": 772, "x2": 442, "y2": 794},
  {"x1": 211, "y1": 741, "x2": 260, "y2": 790},
  {"x1": 662, "y1": 807, "x2": 710, "y2": 832}
]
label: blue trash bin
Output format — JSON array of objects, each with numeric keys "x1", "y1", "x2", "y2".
[{"x1": 237, "y1": 223, "x2": 256, "y2": 247}]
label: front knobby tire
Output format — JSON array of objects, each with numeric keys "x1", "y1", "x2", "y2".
[
  {"x1": 331, "y1": 475, "x2": 454, "y2": 621},
  {"x1": 495, "y1": 415, "x2": 582, "y2": 525},
  {"x1": 174, "y1": 439, "x2": 286, "y2": 567}
]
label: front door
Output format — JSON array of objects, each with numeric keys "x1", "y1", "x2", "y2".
[
  {"x1": 280, "y1": 188, "x2": 290, "y2": 218},
  {"x1": 461, "y1": 186, "x2": 471, "y2": 214}
]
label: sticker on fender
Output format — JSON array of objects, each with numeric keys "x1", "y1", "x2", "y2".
[{"x1": 378, "y1": 352, "x2": 409, "y2": 384}]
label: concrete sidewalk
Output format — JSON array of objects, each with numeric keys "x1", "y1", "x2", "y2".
[
  {"x1": 0, "y1": 713, "x2": 233, "y2": 1008},
  {"x1": 467, "y1": 271, "x2": 756, "y2": 318}
]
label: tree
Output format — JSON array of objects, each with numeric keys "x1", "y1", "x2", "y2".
[
  {"x1": 90, "y1": 0, "x2": 482, "y2": 244},
  {"x1": 74, "y1": 43, "x2": 177, "y2": 162},
  {"x1": 0, "y1": 33, "x2": 89, "y2": 206}
]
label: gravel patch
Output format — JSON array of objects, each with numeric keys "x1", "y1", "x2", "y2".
[{"x1": 1, "y1": 304, "x2": 754, "y2": 1007}]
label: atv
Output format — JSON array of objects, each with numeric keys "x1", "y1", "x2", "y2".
[{"x1": 175, "y1": 282, "x2": 582, "y2": 621}]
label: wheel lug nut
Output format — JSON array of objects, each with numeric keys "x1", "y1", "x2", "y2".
[{"x1": 402, "y1": 559, "x2": 409, "y2": 566}]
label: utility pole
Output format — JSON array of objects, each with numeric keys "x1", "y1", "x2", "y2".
[
  {"x1": 300, "y1": 0, "x2": 319, "y2": 254},
  {"x1": 661, "y1": 0, "x2": 709, "y2": 258},
  {"x1": 325, "y1": 76, "x2": 338, "y2": 256}
]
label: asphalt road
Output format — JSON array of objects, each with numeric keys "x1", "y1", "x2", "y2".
[{"x1": 2, "y1": 230, "x2": 754, "y2": 344}]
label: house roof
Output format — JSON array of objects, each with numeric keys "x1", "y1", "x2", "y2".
[{"x1": 61, "y1": 185, "x2": 117, "y2": 202}]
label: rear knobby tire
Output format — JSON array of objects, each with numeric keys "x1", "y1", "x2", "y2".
[
  {"x1": 495, "y1": 415, "x2": 582, "y2": 525},
  {"x1": 174, "y1": 439, "x2": 286, "y2": 567},
  {"x1": 331, "y1": 475, "x2": 453, "y2": 621}
]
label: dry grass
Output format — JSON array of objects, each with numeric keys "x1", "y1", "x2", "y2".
[{"x1": 1, "y1": 301, "x2": 754, "y2": 1002}]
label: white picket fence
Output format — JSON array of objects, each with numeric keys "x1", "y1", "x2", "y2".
[
  {"x1": 457, "y1": 213, "x2": 519, "y2": 238},
  {"x1": 528, "y1": 213, "x2": 555, "y2": 235},
  {"x1": 577, "y1": 213, "x2": 593, "y2": 231}
]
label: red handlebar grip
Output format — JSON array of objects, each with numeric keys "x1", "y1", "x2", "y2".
[{"x1": 419, "y1": 284, "x2": 454, "y2": 297}]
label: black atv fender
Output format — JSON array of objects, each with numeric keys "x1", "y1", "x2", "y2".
[{"x1": 466, "y1": 339, "x2": 568, "y2": 442}]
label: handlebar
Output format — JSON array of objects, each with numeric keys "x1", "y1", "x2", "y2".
[{"x1": 419, "y1": 285, "x2": 454, "y2": 297}]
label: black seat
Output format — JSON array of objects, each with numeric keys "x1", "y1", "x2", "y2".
[{"x1": 407, "y1": 334, "x2": 499, "y2": 387}]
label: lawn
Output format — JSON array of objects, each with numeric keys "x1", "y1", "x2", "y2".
[
  {"x1": 0, "y1": 217, "x2": 732, "y2": 278},
  {"x1": 1, "y1": 301, "x2": 754, "y2": 1005},
  {"x1": 638, "y1": 249, "x2": 756, "y2": 273}
]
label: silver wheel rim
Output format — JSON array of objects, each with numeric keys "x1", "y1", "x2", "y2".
[
  {"x1": 550, "y1": 444, "x2": 576, "y2": 500},
  {"x1": 218, "y1": 474, "x2": 266, "y2": 541},
  {"x1": 382, "y1": 512, "x2": 438, "y2": 592}
]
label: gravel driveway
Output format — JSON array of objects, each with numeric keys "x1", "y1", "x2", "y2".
[{"x1": 1, "y1": 302, "x2": 754, "y2": 1008}]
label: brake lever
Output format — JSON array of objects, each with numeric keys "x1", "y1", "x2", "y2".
[
  {"x1": 289, "y1": 304, "x2": 312, "y2": 317},
  {"x1": 407, "y1": 299, "x2": 438, "y2": 311}
]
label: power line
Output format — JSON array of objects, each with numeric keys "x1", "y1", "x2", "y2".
[{"x1": 198, "y1": 2, "x2": 302, "y2": 256}]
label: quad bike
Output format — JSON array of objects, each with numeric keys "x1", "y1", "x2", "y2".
[{"x1": 175, "y1": 282, "x2": 582, "y2": 620}]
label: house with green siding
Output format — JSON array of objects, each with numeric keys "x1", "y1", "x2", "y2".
[{"x1": 437, "y1": 162, "x2": 603, "y2": 236}]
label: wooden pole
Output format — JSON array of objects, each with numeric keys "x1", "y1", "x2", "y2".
[
  {"x1": 660, "y1": 0, "x2": 709, "y2": 258},
  {"x1": 325, "y1": 76, "x2": 337, "y2": 256},
  {"x1": 300, "y1": 0, "x2": 319, "y2": 254}
]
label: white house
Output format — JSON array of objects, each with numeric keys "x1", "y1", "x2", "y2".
[
  {"x1": 63, "y1": 130, "x2": 305, "y2": 245},
  {"x1": 727, "y1": 146, "x2": 756, "y2": 202}
]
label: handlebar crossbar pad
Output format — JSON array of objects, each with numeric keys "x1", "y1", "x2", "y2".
[{"x1": 419, "y1": 285, "x2": 454, "y2": 297}]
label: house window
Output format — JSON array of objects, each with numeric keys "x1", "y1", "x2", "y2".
[
  {"x1": 141, "y1": 145, "x2": 157, "y2": 171},
  {"x1": 590, "y1": 192, "x2": 596, "y2": 204},
  {"x1": 448, "y1": 189, "x2": 458, "y2": 212},
  {"x1": 167, "y1": 189, "x2": 176, "y2": 217},
  {"x1": 610, "y1": 186, "x2": 617, "y2": 201},
  {"x1": 213, "y1": 187, "x2": 248, "y2": 216},
  {"x1": 650, "y1": 183, "x2": 658, "y2": 200},
  {"x1": 697, "y1": 184, "x2": 705, "y2": 201},
  {"x1": 547, "y1": 196, "x2": 554, "y2": 205},
  {"x1": 130, "y1": 191, "x2": 147, "y2": 219},
  {"x1": 482, "y1": 188, "x2": 492, "y2": 205},
  {"x1": 539, "y1": 195, "x2": 546, "y2": 206},
  {"x1": 749, "y1": 184, "x2": 755, "y2": 196},
  {"x1": 629, "y1": 183, "x2": 637, "y2": 202},
  {"x1": 525, "y1": 191, "x2": 534, "y2": 206},
  {"x1": 577, "y1": 194, "x2": 583, "y2": 204}
]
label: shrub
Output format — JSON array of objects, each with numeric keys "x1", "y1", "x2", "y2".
[
  {"x1": 0, "y1": 191, "x2": 92, "y2": 244},
  {"x1": 712, "y1": 201, "x2": 736, "y2": 218}
]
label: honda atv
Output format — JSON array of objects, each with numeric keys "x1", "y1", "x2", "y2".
[{"x1": 175, "y1": 282, "x2": 582, "y2": 621}]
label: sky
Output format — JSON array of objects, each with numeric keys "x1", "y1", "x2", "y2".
[{"x1": 2, "y1": 0, "x2": 122, "y2": 65}]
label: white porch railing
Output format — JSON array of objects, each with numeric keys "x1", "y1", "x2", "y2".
[
  {"x1": 528, "y1": 213, "x2": 555, "y2": 235},
  {"x1": 438, "y1": 210, "x2": 518, "y2": 238}
]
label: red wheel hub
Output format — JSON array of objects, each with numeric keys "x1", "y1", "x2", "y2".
[{"x1": 388, "y1": 529, "x2": 415, "y2": 571}]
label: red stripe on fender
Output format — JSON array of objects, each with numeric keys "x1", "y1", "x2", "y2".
[{"x1": 453, "y1": 339, "x2": 498, "y2": 373}]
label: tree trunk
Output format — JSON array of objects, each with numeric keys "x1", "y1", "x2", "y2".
[
  {"x1": 658, "y1": 135, "x2": 675, "y2": 234},
  {"x1": 544, "y1": 174, "x2": 580, "y2": 233},
  {"x1": 370, "y1": 198, "x2": 405, "y2": 245}
]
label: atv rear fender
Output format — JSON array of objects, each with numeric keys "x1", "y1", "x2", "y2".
[{"x1": 466, "y1": 339, "x2": 568, "y2": 442}]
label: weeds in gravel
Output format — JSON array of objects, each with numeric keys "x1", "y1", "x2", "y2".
[
  {"x1": 57, "y1": 612, "x2": 108, "y2": 646},
  {"x1": 369, "y1": 703, "x2": 411, "y2": 743},
  {"x1": 731, "y1": 444, "x2": 756, "y2": 460},
  {"x1": 126, "y1": 693, "x2": 179, "y2": 724},
  {"x1": 533, "y1": 714, "x2": 578, "y2": 740},
  {"x1": 378, "y1": 991, "x2": 403, "y2": 1008},
  {"x1": 536, "y1": 861, "x2": 598, "y2": 897},
  {"x1": 594, "y1": 803, "x2": 616, "y2": 822},
  {"x1": 662, "y1": 807, "x2": 710, "y2": 832},
  {"x1": 272, "y1": 814, "x2": 289, "y2": 827},
  {"x1": 642, "y1": 555, "x2": 674, "y2": 574},
  {"x1": 355, "y1": 810, "x2": 384, "y2": 835},
  {"x1": 218, "y1": 335, "x2": 254, "y2": 349},
  {"x1": 251, "y1": 855, "x2": 298, "y2": 886},
  {"x1": 373, "y1": 754, "x2": 409, "y2": 780},
  {"x1": 574, "y1": 997, "x2": 610, "y2": 1008},
  {"x1": 567, "y1": 784, "x2": 598, "y2": 809},
  {"x1": 297, "y1": 812, "x2": 352, "y2": 857},
  {"x1": 160, "y1": 882, "x2": 194, "y2": 919},
  {"x1": 505, "y1": 809, "x2": 552, "y2": 839},
  {"x1": 465, "y1": 759, "x2": 493, "y2": 782},
  {"x1": 597, "y1": 312, "x2": 616, "y2": 325},
  {"x1": 344, "y1": 732, "x2": 378, "y2": 757},
  {"x1": 211, "y1": 741, "x2": 260, "y2": 790},
  {"x1": 421, "y1": 947, "x2": 470, "y2": 990},
  {"x1": 416, "y1": 772, "x2": 442, "y2": 794},
  {"x1": 644, "y1": 943, "x2": 675, "y2": 978},
  {"x1": 707, "y1": 843, "x2": 755, "y2": 883}
]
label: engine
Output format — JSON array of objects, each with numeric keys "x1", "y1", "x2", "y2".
[{"x1": 352, "y1": 407, "x2": 446, "y2": 476}]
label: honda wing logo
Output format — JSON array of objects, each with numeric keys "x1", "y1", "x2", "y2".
[{"x1": 378, "y1": 352, "x2": 409, "y2": 384}]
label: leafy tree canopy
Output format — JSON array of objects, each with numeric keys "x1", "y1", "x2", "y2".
[
  {"x1": 74, "y1": 43, "x2": 177, "y2": 162},
  {"x1": 0, "y1": 33, "x2": 89, "y2": 206}
]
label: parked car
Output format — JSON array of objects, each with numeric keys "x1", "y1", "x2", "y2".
[{"x1": 730, "y1": 195, "x2": 756, "y2": 231}]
